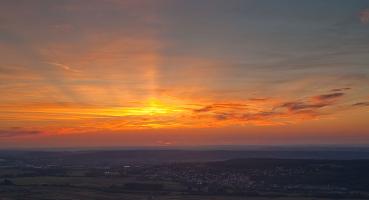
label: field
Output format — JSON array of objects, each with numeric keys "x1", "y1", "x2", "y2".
[{"x1": 1, "y1": 184, "x2": 358, "y2": 200}]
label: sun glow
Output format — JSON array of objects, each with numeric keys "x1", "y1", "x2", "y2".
[{"x1": 118, "y1": 98, "x2": 186, "y2": 116}]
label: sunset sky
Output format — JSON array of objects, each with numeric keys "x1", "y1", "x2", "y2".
[{"x1": 1, "y1": 0, "x2": 369, "y2": 148}]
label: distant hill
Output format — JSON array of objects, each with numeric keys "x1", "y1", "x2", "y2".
[{"x1": 1, "y1": 148, "x2": 369, "y2": 166}]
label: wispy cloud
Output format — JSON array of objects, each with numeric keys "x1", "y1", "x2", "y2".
[
  {"x1": 312, "y1": 92, "x2": 345, "y2": 102},
  {"x1": 193, "y1": 103, "x2": 248, "y2": 113},
  {"x1": 279, "y1": 92, "x2": 345, "y2": 112},
  {"x1": 0, "y1": 127, "x2": 41, "y2": 138},
  {"x1": 279, "y1": 101, "x2": 328, "y2": 112},
  {"x1": 352, "y1": 102, "x2": 369, "y2": 107},
  {"x1": 330, "y1": 87, "x2": 351, "y2": 92},
  {"x1": 189, "y1": 93, "x2": 344, "y2": 126},
  {"x1": 248, "y1": 98, "x2": 269, "y2": 101},
  {"x1": 45, "y1": 62, "x2": 81, "y2": 73}
]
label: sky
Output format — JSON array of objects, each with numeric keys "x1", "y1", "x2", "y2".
[{"x1": 0, "y1": 0, "x2": 369, "y2": 148}]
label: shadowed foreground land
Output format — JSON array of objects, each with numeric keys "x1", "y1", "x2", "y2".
[
  {"x1": 2, "y1": 186, "x2": 359, "y2": 200},
  {"x1": 1, "y1": 150, "x2": 369, "y2": 200}
]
